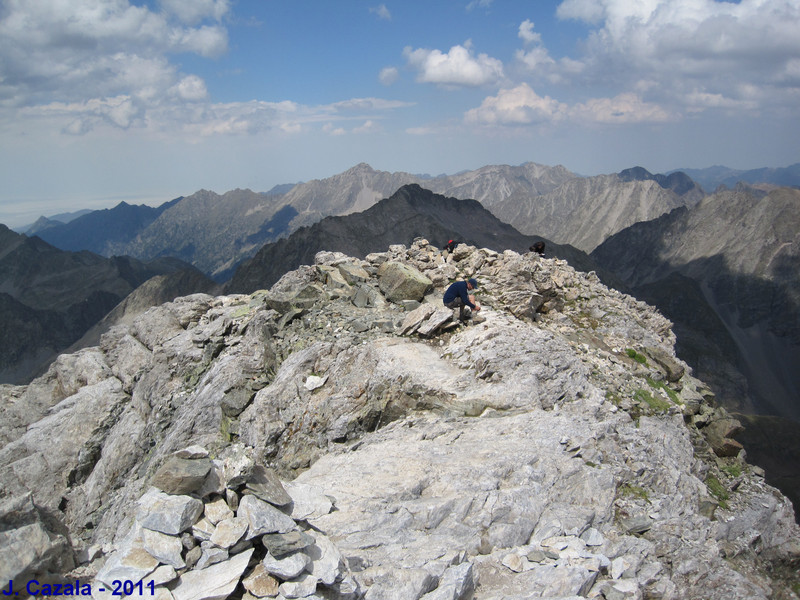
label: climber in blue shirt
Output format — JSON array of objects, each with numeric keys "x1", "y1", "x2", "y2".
[{"x1": 443, "y1": 278, "x2": 480, "y2": 321}]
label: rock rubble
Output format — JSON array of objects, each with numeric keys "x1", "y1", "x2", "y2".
[{"x1": 1, "y1": 238, "x2": 799, "y2": 599}]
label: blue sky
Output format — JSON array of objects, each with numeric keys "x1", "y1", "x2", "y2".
[{"x1": 1, "y1": 0, "x2": 800, "y2": 226}]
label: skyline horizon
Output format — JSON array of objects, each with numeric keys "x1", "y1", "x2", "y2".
[{"x1": 5, "y1": 157, "x2": 797, "y2": 230}]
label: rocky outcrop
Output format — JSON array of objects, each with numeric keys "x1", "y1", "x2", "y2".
[
  {"x1": 1, "y1": 239, "x2": 798, "y2": 599},
  {"x1": 492, "y1": 168, "x2": 704, "y2": 253}
]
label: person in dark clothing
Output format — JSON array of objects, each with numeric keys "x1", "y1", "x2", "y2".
[
  {"x1": 443, "y1": 278, "x2": 480, "y2": 321},
  {"x1": 444, "y1": 239, "x2": 456, "y2": 252},
  {"x1": 529, "y1": 241, "x2": 545, "y2": 256}
]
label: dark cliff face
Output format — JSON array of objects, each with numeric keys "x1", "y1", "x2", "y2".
[
  {"x1": 225, "y1": 184, "x2": 607, "y2": 294},
  {"x1": 0, "y1": 225, "x2": 215, "y2": 384}
]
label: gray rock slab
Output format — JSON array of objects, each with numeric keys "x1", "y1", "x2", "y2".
[
  {"x1": 95, "y1": 546, "x2": 159, "y2": 587},
  {"x1": 283, "y1": 481, "x2": 333, "y2": 521},
  {"x1": 378, "y1": 261, "x2": 433, "y2": 303},
  {"x1": 306, "y1": 530, "x2": 343, "y2": 586},
  {"x1": 338, "y1": 262, "x2": 370, "y2": 285},
  {"x1": 419, "y1": 562, "x2": 474, "y2": 600},
  {"x1": 152, "y1": 456, "x2": 213, "y2": 495},
  {"x1": 142, "y1": 528, "x2": 185, "y2": 568},
  {"x1": 136, "y1": 489, "x2": 204, "y2": 536},
  {"x1": 174, "y1": 446, "x2": 209, "y2": 459},
  {"x1": 203, "y1": 497, "x2": 234, "y2": 525},
  {"x1": 262, "y1": 531, "x2": 315, "y2": 558},
  {"x1": 171, "y1": 548, "x2": 253, "y2": 600},
  {"x1": 209, "y1": 517, "x2": 248, "y2": 549},
  {"x1": 278, "y1": 573, "x2": 318, "y2": 599},
  {"x1": 245, "y1": 465, "x2": 292, "y2": 506},
  {"x1": 398, "y1": 303, "x2": 437, "y2": 336},
  {"x1": 262, "y1": 550, "x2": 312, "y2": 580},
  {"x1": 238, "y1": 494, "x2": 296, "y2": 538},
  {"x1": 416, "y1": 308, "x2": 454, "y2": 337},
  {"x1": 195, "y1": 541, "x2": 228, "y2": 570}
]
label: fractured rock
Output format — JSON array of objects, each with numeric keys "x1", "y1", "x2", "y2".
[
  {"x1": 209, "y1": 517, "x2": 248, "y2": 549},
  {"x1": 136, "y1": 490, "x2": 204, "y2": 536},
  {"x1": 283, "y1": 481, "x2": 333, "y2": 521},
  {"x1": 238, "y1": 495, "x2": 296, "y2": 538},
  {"x1": 171, "y1": 548, "x2": 253, "y2": 600},
  {"x1": 245, "y1": 465, "x2": 292, "y2": 506},
  {"x1": 242, "y1": 563, "x2": 280, "y2": 597},
  {"x1": 142, "y1": 528, "x2": 185, "y2": 569},
  {"x1": 262, "y1": 531, "x2": 316, "y2": 558},
  {"x1": 262, "y1": 550, "x2": 312, "y2": 580},
  {"x1": 151, "y1": 456, "x2": 213, "y2": 495}
]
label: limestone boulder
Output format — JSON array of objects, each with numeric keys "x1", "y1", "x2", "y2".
[{"x1": 378, "y1": 261, "x2": 433, "y2": 303}]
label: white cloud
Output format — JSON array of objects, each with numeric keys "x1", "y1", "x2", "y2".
[
  {"x1": 0, "y1": 0, "x2": 227, "y2": 111},
  {"x1": 518, "y1": 19, "x2": 541, "y2": 45},
  {"x1": 465, "y1": 84, "x2": 567, "y2": 124},
  {"x1": 353, "y1": 120, "x2": 381, "y2": 134},
  {"x1": 570, "y1": 93, "x2": 673, "y2": 123},
  {"x1": 369, "y1": 4, "x2": 392, "y2": 20},
  {"x1": 466, "y1": 85, "x2": 672, "y2": 126},
  {"x1": 172, "y1": 75, "x2": 208, "y2": 102},
  {"x1": 324, "y1": 123, "x2": 346, "y2": 136},
  {"x1": 379, "y1": 66, "x2": 400, "y2": 86},
  {"x1": 159, "y1": 0, "x2": 231, "y2": 25},
  {"x1": 466, "y1": 0, "x2": 494, "y2": 11},
  {"x1": 404, "y1": 43, "x2": 504, "y2": 87},
  {"x1": 553, "y1": 0, "x2": 800, "y2": 113}
]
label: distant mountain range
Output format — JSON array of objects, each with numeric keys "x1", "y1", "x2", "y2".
[
  {"x1": 23, "y1": 162, "x2": 706, "y2": 279},
  {"x1": 668, "y1": 163, "x2": 800, "y2": 191}
]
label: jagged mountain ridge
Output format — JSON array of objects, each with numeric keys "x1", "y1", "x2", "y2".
[
  {"x1": 672, "y1": 162, "x2": 800, "y2": 191},
  {"x1": 31, "y1": 198, "x2": 181, "y2": 256},
  {"x1": 1, "y1": 240, "x2": 798, "y2": 599},
  {"x1": 492, "y1": 167, "x2": 706, "y2": 252},
  {"x1": 0, "y1": 224, "x2": 217, "y2": 384},
  {"x1": 226, "y1": 184, "x2": 614, "y2": 295},
  {"x1": 20, "y1": 162, "x2": 580, "y2": 281}
]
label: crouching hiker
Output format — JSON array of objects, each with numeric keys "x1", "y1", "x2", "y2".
[{"x1": 443, "y1": 278, "x2": 480, "y2": 321}]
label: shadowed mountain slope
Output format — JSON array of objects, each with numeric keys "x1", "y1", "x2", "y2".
[
  {"x1": 0, "y1": 224, "x2": 215, "y2": 383},
  {"x1": 226, "y1": 184, "x2": 611, "y2": 294},
  {"x1": 33, "y1": 198, "x2": 181, "y2": 255},
  {"x1": 592, "y1": 185, "x2": 800, "y2": 419}
]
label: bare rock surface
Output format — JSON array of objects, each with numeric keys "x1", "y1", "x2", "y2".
[{"x1": 1, "y1": 239, "x2": 799, "y2": 599}]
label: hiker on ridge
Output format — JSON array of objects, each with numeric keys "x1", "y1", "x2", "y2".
[{"x1": 443, "y1": 278, "x2": 480, "y2": 321}]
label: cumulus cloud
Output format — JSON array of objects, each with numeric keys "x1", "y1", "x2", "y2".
[
  {"x1": 570, "y1": 93, "x2": 673, "y2": 123},
  {"x1": 159, "y1": 0, "x2": 231, "y2": 25},
  {"x1": 553, "y1": 0, "x2": 800, "y2": 112},
  {"x1": 404, "y1": 43, "x2": 504, "y2": 87},
  {"x1": 0, "y1": 0, "x2": 226, "y2": 122},
  {"x1": 465, "y1": 84, "x2": 567, "y2": 124}
]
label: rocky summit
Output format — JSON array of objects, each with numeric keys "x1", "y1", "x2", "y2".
[{"x1": 1, "y1": 240, "x2": 799, "y2": 600}]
